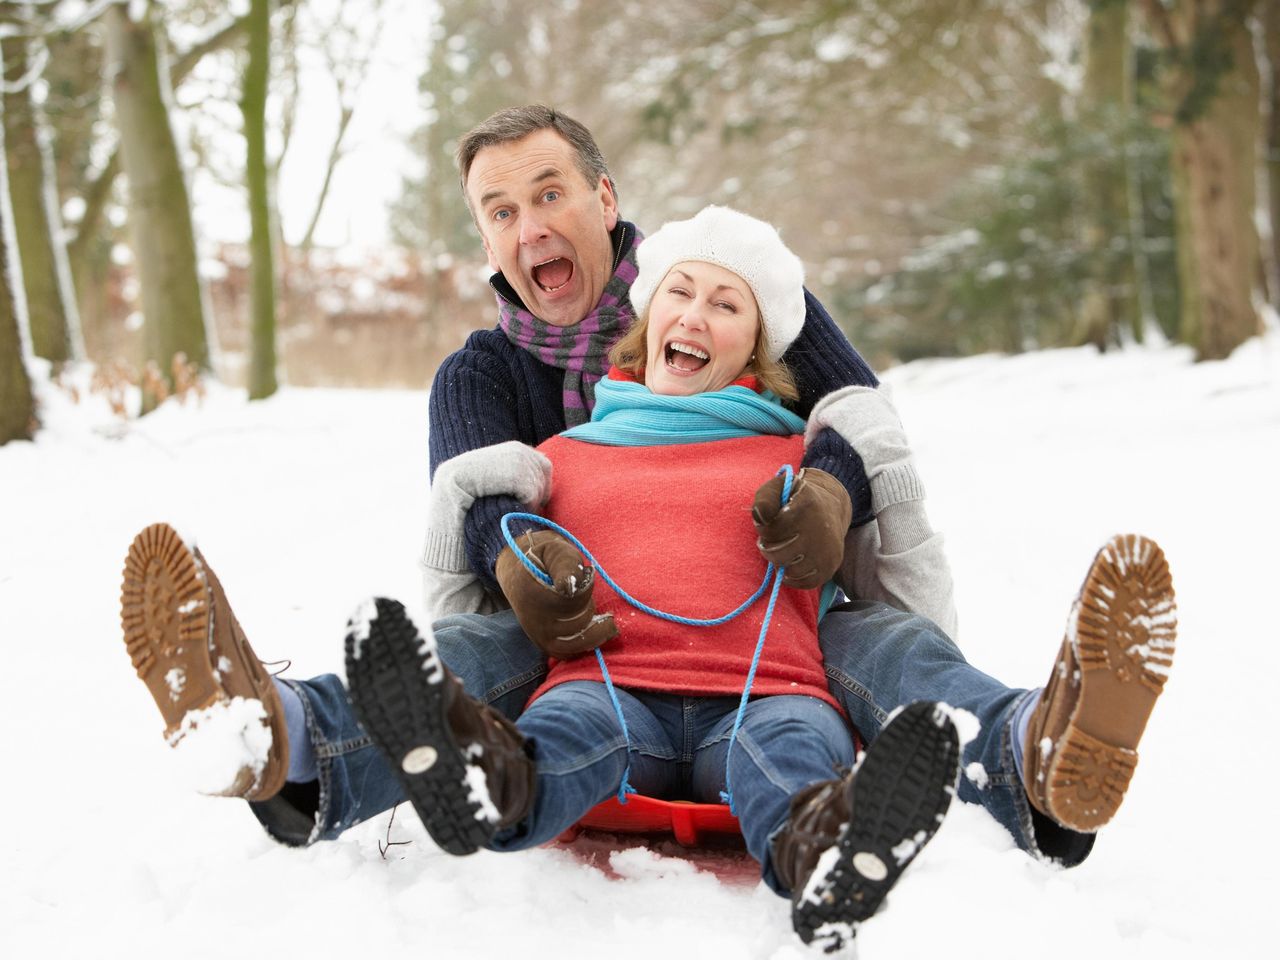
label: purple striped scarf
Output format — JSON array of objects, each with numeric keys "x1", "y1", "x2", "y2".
[{"x1": 497, "y1": 224, "x2": 642, "y2": 427}]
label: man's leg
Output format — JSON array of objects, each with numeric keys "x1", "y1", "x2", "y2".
[
  {"x1": 431, "y1": 609, "x2": 547, "y2": 719},
  {"x1": 120, "y1": 524, "x2": 548, "y2": 847},
  {"x1": 818, "y1": 534, "x2": 1176, "y2": 866}
]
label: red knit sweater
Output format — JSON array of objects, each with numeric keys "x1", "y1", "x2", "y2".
[{"x1": 525, "y1": 432, "x2": 839, "y2": 712}]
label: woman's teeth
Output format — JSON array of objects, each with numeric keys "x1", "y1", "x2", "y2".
[{"x1": 665, "y1": 342, "x2": 710, "y2": 370}]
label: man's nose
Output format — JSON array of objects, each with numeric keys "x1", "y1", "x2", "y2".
[{"x1": 518, "y1": 211, "x2": 551, "y2": 245}]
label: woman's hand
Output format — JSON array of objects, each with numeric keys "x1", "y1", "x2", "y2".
[
  {"x1": 495, "y1": 530, "x2": 618, "y2": 658},
  {"x1": 752, "y1": 468, "x2": 853, "y2": 589}
]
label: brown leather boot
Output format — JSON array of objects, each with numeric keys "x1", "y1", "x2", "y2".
[
  {"x1": 775, "y1": 701, "x2": 960, "y2": 953},
  {"x1": 344, "y1": 597, "x2": 536, "y2": 856},
  {"x1": 120, "y1": 523, "x2": 288, "y2": 800},
  {"x1": 1024, "y1": 534, "x2": 1177, "y2": 832}
]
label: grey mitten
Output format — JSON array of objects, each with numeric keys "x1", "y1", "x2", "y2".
[{"x1": 805, "y1": 385, "x2": 924, "y2": 514}]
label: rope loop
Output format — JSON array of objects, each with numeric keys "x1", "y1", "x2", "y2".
[{"x1": 501, "y1": 464, "x2": 796, "y2": 812}]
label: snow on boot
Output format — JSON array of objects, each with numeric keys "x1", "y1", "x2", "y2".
[
  {"x1": 119, "y1": 522, "x2": 289, "y2": 800},
  {"x1": 775, "y1": 701, "x2": 961, "y2": 954},
  {"x1": 344, "y1": 597, "x2": 536, "y2": 856},
  {"x1": 1024, "y1": 534, "x2": 1177, "y2": 832}
]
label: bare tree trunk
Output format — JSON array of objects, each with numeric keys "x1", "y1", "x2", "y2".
[
  {"x1": 298, "y1": 105, "x2": 353, "y2": 253},
  {"x1": 1, "y1": 26, "x2": 81, "y2": 364},
  {"x1": 1142, "y1": 0, "x2": 1262, "y2": 359},
  {"x1": 105, "y1": 2, "x2": 210, "y2": 393},
  {"x1": 1178, "y1": 14, "x2": 1260, "y2": 358},
  {"x1": 0, "y1": 43, "x2": 34, "y2": 445},
  {"x1": 1262, "y1": 2, "x2": 1280, "y2": 307},
  {"x1": 1075, "y1": 0, "x2": 1143, "y2": 350},
  {"x1": 242, "y1": 0, "x2": 277, "y2": 399}
]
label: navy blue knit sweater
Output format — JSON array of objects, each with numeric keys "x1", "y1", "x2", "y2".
[{"x1": 428, "y1": 220, "x2": 880, "y2": 592}]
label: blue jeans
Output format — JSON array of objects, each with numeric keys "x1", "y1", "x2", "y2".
[
  {"x1": 818, "y1": 600, "x2": 1093, "y2": 865},
  {"x1": 251, "y1": 603, "x2": 1092, "y2": 865},
  {"x1": 494, "y1": 682, "x2": 854, "y2": 893}
]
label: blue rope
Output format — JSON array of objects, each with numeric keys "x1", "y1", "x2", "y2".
[{"x1": 501, "y1": 465, "x2": 795, "y2": 815}]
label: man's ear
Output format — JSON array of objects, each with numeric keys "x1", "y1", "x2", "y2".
[
  {"x1": 599, "y1": 177, "x2": 619, "y2": 231},
  {"x1": 480, "y1": 230, "x2": 501, "y2": 273}
]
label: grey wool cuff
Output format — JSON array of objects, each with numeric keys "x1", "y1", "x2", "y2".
[
  {"x1": 419, "y1": 531, "x2": 469, "y2": 574},
  {"x1": 870, "y1": 462, "x2": 927, "y2": 515}
]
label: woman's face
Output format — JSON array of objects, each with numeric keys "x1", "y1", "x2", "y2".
[{"x1": 643, "y1": 261, "x2": 761, "y2": 397}]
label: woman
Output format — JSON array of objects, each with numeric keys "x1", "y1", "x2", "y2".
[{"x1": 346, "y1": 206, "x2": 963, "y2": 952}]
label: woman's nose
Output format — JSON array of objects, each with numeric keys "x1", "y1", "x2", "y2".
[{"x1": 679, "y1": 304, "x2": 708, "y2": 330}]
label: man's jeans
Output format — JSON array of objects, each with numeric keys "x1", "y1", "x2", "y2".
[
  {"x1": 250, "y1": 603, "x2": 1092, "y2": 865},
  {"x1": 818, "y1": 600, "x2": 1093, "y2": 865},
  {"x1": 493, "y1": 681, "x2": 854, "y2": 894}
]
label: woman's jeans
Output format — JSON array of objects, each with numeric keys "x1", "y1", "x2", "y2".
[
  {"x1": 249, "y1": 602, "x2": 1093, "y2": 865},
  {"x1": 495, "y1": 681, "x2": 854, "y2": 894}
]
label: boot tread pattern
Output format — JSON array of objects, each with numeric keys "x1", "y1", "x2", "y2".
[
  {"x1": 344, "y1": 598, "x2": 496, "y2": 857},
  {"x1": 120, "y1": 523, "x2": 216, "y2": 733},
  {"x1": 792, "y1": 701, "x2": 960, "y2": 954},
  {"x1": 1048, "y1": 533, "x2": 1176, "y2": 831},
  {"x1": 1075, "y1": 533, "x2": 1176, "y2": 693}
]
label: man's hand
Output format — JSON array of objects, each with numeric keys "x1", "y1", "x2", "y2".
[
  {"x1": 752, "y1": 468, "x2": 853, "y2": 589},
  {"x1": 495, "y1": 530, "x2": 618, "y2": 659}
]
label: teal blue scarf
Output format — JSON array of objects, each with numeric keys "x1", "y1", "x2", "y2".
[{"x1": 561, "y1": 374, "x2": 806, "y2": 446}]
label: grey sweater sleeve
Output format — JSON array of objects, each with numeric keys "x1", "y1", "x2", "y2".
[{"x1": 806, "y1": 385, "x2": 959, "y2": 639}]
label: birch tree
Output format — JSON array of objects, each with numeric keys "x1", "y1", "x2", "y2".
[{"x1": 1, "y1": 1, "x2": 82, "y2": 364}]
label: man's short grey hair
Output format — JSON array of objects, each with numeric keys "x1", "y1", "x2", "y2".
[{"x1": 456, "y1": 105, "x2": 616, "y2": 209}]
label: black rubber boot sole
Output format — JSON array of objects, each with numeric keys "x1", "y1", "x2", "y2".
[
  {"x1": 343, "y1": 597, "x2": 498, "y2": 856},
  {"x1": 792, "y1": 701, "x2": 961, "y2": 953}
]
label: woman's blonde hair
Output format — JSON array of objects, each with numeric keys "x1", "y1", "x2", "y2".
[{"x1": 610, "y1": 298, "x2": 800, "y2": 402}]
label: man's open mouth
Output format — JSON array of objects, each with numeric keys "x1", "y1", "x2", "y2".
[
  {"x1": 665, "y1": 341, "x2": 709, "y2": 372},
  {"x1": 532, "y1": 257, "x2": 574, "y2": 293}
]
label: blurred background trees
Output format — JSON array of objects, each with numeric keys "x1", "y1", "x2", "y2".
[{"x1": 0, "y1": 0, "x2": 1276, "y2": 442}]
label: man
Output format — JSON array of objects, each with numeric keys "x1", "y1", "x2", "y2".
[{"x1": 121, "y1": 106, "x2": 1176, "y2": 945}]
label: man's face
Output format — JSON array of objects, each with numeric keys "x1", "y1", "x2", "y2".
[{"x1": 466, "y1": 129, "x2": 620, "y2": 328}]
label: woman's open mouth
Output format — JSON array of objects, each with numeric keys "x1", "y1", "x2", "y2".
[
  {"x1": 532, "y1": 257, "x2": 574, "y2": 293},
  {"x1": 665, "y1": 341, "x2": 709, "y2": 372}
]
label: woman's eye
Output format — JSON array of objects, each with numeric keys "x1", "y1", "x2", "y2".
[{"x1": 716, "y1": 301, "x2": 736, "y2": 312}]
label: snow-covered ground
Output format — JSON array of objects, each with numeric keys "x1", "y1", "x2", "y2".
[{"x1": 3, "y1": 334, "x2": 1278, "y2": 959}]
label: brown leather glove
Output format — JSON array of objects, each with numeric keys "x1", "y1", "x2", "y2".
[
  {"x1": 752, "y1": 468, "x2": 853, "y2": 589},
  {"x1": 494, "y1": 529, "x2": 618, "y2": 659}
]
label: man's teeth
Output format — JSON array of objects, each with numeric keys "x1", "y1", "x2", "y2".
[{"x1": 670, "y1": 343, "x2": 709, "y2": 361}]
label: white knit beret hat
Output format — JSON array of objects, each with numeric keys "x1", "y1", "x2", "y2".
[{"x1": 629, "y1": 205, "x2": 806, "y2": 361}]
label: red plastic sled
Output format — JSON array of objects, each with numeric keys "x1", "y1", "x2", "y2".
[{"x1": 557, "y1": 795, "x2": 740, "y2": 846}]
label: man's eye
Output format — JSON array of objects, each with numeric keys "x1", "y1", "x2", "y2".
[
  {"x1": 542, "y1": 190, "x2": 560, "y2": 202},
  {"x1": 493, "y1": 209, "x2": 511, "y2": 222}
]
